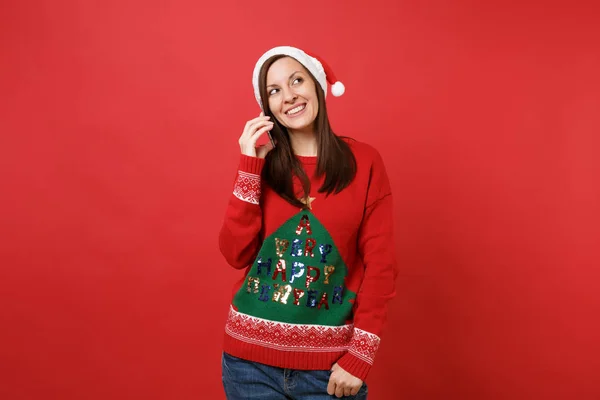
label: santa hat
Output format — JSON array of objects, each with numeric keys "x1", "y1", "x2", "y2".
[{"x1": 252, "y1": 46, "x2": 345, "y2": 108}]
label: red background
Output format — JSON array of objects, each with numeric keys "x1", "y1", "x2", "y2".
[{"x1": 1, "y1": 1, "x2": 599, "y2": 399}]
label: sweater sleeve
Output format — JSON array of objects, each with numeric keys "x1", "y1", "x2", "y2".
[
  {"x1": 336, "y1": 148, "x2": 398, "y2": 382},
  {"x1": 218, "y1": 154, "x2": 266, "y2": 270}
]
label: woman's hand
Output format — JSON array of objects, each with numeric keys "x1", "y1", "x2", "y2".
[
  {"x1": 239, "y1": 112, "x2": 275, "y2": 158},
  {"x1": 327, "y1": 363, "x2": 364, "y2": 398}
]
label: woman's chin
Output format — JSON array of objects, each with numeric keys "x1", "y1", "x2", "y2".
[{"x1": 285, "y1": 118, "x2": 315, "y2": 134}]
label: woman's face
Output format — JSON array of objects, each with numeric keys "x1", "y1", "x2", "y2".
[{"x1": 266, "y1": 57, "x2": 319, "y2": 135}]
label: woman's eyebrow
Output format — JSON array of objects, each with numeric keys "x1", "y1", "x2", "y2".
[{"x1": 267, "y1": 71, "x2": 303, "y2": 88}]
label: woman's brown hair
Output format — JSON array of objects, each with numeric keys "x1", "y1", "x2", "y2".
[{"x1": 258, "y1": 55, "x2": 357, "y2": 209}]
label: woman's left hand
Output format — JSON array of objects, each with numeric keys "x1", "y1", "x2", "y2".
[{"x1": 327, "y1": 363, "x2": 363, "y2": 398}]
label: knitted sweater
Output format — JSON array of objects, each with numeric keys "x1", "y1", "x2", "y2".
[{"x1": 218, "y1": 138, "x2": 397, "y2": 382}]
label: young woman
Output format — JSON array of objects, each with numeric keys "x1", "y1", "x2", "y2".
[{"x1": 219, "y1": 46, "x2": 397, "y2": 399}]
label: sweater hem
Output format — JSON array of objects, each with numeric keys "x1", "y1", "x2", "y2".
[{"x1": 223, "y1": 331, "x2": 346, "y2": 371}]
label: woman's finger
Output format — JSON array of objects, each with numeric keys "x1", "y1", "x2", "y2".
[
  {"x1": 250, "y1": 120, "x2": 274, "y2": 134},
  {"x1": 240, "y1": 121, "x2": 270, "y2": 148},
  {"x1": 326, "y1": 380, "x2": 336, "y2": 396},
  {"x1": 256, "y1": 141, "x2": 275, "y2": 159},
  {"x1": 247, "y1": 113, "x2": 270, "y2": 129},
  {"x1": 246, "y1": 118, "x2": 272, "y2": 135},
  {"x1": 249, "y1": 125, "x2": 273, "y2": 143}
]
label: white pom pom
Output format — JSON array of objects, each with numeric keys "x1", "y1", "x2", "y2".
[{"x1": 331, "y1": 81, "x2": 345, "y2": 97}]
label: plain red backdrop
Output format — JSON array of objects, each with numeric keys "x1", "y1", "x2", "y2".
[{"x1": 1, "y1": 0, "x2": 599, "y2": 399}]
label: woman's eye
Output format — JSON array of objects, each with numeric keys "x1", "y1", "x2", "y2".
[
  {"x1": 269, "y1": 88, "x2": 278, "y2": 96},
  {"x1": 293, "y1": 78, "x2": 303, "y2": 85}
]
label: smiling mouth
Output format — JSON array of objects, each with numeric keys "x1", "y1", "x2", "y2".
[{"x1": 285, "y1": 104, "x2": 306, "y2": 115}]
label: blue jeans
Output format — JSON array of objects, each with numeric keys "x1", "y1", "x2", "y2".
[{"x1": 221, "y1": 352, "x2": 368, "y2": 400}]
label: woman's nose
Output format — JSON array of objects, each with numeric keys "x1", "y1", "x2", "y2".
[{"x1": 282, "y1": 88, "x2": 298, "y2": 103}]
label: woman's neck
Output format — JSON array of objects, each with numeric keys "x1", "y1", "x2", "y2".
[{"x1": 289, "y1": 130, "x2": 317, "y2": 157}]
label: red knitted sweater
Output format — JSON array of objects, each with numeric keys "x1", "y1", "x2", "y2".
[{"x1": 218, "y1": 138, "x2": 397, "y2": 382}]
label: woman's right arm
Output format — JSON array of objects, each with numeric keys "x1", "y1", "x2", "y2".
[{"x1": 218, "y1": 113, "x2": 274, "y2": 269}]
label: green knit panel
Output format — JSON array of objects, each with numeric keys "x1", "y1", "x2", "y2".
[{"x1": 232, "y1": 210, "x2": 356, "y2": 326}]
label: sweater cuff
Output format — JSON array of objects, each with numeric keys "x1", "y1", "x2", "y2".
[
  {"x1": 336, "y1": 352, "x2": 372, "y2": 382},
  {"x1": 238, "y1": 154, "x2": 265, "y2": 175},
  {"x1": 232, "y1": 155, "x2": 265, "y2": 205}
]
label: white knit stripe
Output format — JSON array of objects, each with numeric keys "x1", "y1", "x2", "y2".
[{"x1": 348, "y1": 349, "x2": 375, "y2": 365}]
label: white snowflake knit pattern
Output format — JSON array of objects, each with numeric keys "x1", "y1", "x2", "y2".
[{"x1": 233, "y1": 171, "x2": 261, "y2": 205}]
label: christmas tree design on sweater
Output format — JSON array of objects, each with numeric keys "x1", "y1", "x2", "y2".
[{"x1": 232, "y1": 210, "x2": 356, "y2": 327}]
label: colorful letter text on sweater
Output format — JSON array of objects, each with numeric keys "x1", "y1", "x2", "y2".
[{"x1": 232, "y1": 210, "x2": 356, "y2": 326}]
